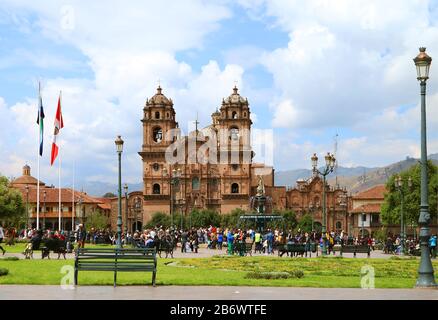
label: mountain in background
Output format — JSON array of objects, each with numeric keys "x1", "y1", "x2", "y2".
[
  {"x1": 80, "y1": 153, "x2": 438, "y2": 197},
  {"x1": 275, "y1": 153, "x2": 438, "y2": 194}
]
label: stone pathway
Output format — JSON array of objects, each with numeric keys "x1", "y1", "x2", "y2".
[{"x1": 0, "y1": 285, "x2": 436, "y2": 300}]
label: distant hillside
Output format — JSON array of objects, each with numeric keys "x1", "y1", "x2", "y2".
[
  {"x1": 80, "y1": 153, "x2": 438, "y2": 196},
  {"x1": 275, "y1": 153, "x2": 438, "y2": 194}
]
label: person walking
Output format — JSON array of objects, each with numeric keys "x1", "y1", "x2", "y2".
[
  {"x1": 227, "y1": 229, "x2": 234, "y2": 255},
  {"x1": 77, "y1": 224, "x2": 86, "y2": 249},
  {"x1": 0, "y1": 225, "x2": 5, "y2": 255},
  {"x1": 217, "y1": 231, "x2": 223, "y2": 250},
  {"x1": 429, "y1": 234, "x2": 437, "y2": 258}
]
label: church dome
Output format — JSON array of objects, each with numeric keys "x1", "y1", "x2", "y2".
[
  {"x1": 223, "y1": 86, "x2": 248, "y2": 105},
  {"x1": 146, "y1": 86, "x2": 173, "y2": 107},
  {"x1": 10, "y1": 165, "x2": 45, "y2": 187}
]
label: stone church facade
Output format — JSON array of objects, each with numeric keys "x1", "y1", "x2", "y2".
[{"x1": 139, "y1": 86, "x2": 274, "y2": 222}]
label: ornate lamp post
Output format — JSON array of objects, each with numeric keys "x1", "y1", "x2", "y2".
[
  {"x1": 338, "y1": 193, "x2": 347, "y2": 235},
  {"x1": 124, "y1": 183, "x2": 128, "y2": 236},
  {"x1": 163, "y1": 167, "x2": 182, "y2": 230},
  {"x1": 115, "y1": 135, "x2": 124, "y2": 249},
  {"x1": 134, "y1": 197, "x2": 141, "y2": 232},
  {"x1": 414, "y1": 47, "x2": 436, "y2": 287},
  {"x1": 311, "y1": 152, "x2": 336, "y2": 256},
  {"x1": 395, "y1": 175, "x2": 412, "y2": 256}
]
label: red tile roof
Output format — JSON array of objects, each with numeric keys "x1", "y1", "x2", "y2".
[
  {"x1": 14, "y1": 186, "x2": 102, "y2": 204},
  {"x1": 351, "y1": 203, "x2": 382, "y2": 213},
  {"x1": 352, "y1": 184, "x2": 387, "y2": 200}
]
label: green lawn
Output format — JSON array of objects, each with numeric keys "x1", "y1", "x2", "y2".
[{"x1": 0, "y1": 255, "x2": 436, "y2": 288}]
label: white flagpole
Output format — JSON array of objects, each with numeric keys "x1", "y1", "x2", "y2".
[
  {"x1": 58, "y1": 91, "x2": 62, "y2": 231},
  {"x1": 59, "y1": 151, "x2": 62, "y2": 231},
  {"x1": 72, "y1": 161, "x2": 75, "y2": 232},
  {"x1": 36, "y1": 81, "x2": 41, "y2": 230}
]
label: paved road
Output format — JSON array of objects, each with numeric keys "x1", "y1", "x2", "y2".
[{"x1": 0, "y1": 285, "x2": 437, "y2": 300}]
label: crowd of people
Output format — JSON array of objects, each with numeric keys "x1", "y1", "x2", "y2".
[{"x1": 1, "y1": 222, "x2": 437, "y2": 258}]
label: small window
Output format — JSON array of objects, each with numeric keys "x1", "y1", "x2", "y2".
[
  {"x1": 152, "y1": 184, "x2": 161, "y2": 195},
  {"x1": 232, "y1": 111, "x2": 238, "y2": 119},
  {"x1": 166, "y1": 112, "x2": 169, "y2": 118},
  {"x1": 192, "y1": 177, "x2": 200, "y2": 190},
  {"x1": 243, "y1": 112, "x2": 247, "y2": 118},
  {"x1": 231, "y1": 183, "x2": 239, "y2": 194},
  {"x1": 155, "y1": 111, "x2": 160, "y2": 119},
  {"x1": 232, "y1": 164, "x2": 239, "y2": 171},
  {"x1": 153, "y1": 127, "x2": 162, "y2": 142},
  {"x1": 230, "y1": 127, "x2": 239, "y2": 141},
  {"x1": 153, "y1": 163, "x2": 159, "y2": 171},
  {"x1": 336, "y1": 221, "x2": 342, "y2": 230}
]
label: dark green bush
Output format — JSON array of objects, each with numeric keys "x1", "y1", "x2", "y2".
[
  {"x1": 245, "y1": 270, "x2": 304, "y2": 280},
  {"x1": 0, "y1": 256, "x2": 19, "y2": 261},
  {"x1": 0, "y1": 268, "x2": 9, "y2": 276}
]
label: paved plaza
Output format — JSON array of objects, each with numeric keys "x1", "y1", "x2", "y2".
[{"x1": 0, "y1": 285, "x2": 437, "y2": 300}]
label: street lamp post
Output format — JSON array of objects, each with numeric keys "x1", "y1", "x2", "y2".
[
  {"x1": 311, "y1": 152, "x2": 336, "y2": 256},
  {"x1": 115, "y1": 135, "x2": 124, "y2": 249},
  {"x1": 395, "y1": 175, "x2": 412, "y2": 256},
  {"x1": 414, "y1": 47, "x2": 436, "y2": 287},
  {"x1": 124, "y1": 183, "x2": 128, "y2": 236},
  {"x1": 134, "y1": 197, "x2": 141, "y2": 232},
  {"x1": 163, "y1": 167, "x2": 181, "y2": 230}
]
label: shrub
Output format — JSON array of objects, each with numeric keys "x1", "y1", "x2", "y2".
[
  {"x1": 0, "y1": 268, "x2": 8, "y2": 276},
  {"x1": 245, "y1": 270, "x2": 304, "y2": 280},
  {"x1": 0, "y1": 256, "x2": 19, "y2": 261}
]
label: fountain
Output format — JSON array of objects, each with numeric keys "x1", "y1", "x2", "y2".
[{"x1": 239, "y1": 176, "x2": 284, "y2": 232}]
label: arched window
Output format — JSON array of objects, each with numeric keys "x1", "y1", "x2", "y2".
[
  {"x1": 313, "y1": 196, "x2": 320, "y2": 207},
  {"x1": 231, "y1": 183, "x2": 239, "y2": 194},
  {"x1": 166, "y1": 112, "x2": 169, "y2": 118},
  {"x1": 336, "y1": 221, "x2": 342, "y2": 230},
  {"x1": 230, "y1": 126, "x2": 239, "y2": 141},
  {"x1": 243, "y1": 112, "x2": 247, "y2": 118},
  {"x1": 152, "y1": 184, "x2": 161, "y2": 194},
  {"x1": 153, "y1": 127, "x2": 162, "y2": 142},
  {"x1": 155, "y1": 111, "x2": 160, "y2": 119},
  {"x1": 192, "y1": 177, "x2": 200, "y2": 190},
  {"x1": 232, "y1": 111, "x2": 238, "y2": 119}
]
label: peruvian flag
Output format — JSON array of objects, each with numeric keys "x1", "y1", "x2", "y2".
[{"x1": 50, "y1": 93, "x2": 64, "y2": 166}]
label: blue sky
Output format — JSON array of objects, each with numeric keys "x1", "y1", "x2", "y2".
[{"x1": 1, "y1": 0, "x2": 438, "y2": 192}]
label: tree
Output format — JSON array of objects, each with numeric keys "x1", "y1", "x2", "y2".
[
  {"x1": 102, "y1": 192, "x2": 116, "y2": 198},
  {"x1": 221, "y1": 208, "x2": 246, "y2": 228},
  {"x1": 0, "y1": 176, "x2": 26, "y2": 227},
  {"x1": 381, "y1": 161, "x2": 438, "y2": 226},
  {"x1": 190, "y1": 209, "x2": 221, "y2": 228},
  {"x1": 296, "y1": 214, "x2": 314, "y2": 233},
  {"x1": 86, "y1": 211, "x2": 109, "y2": 230},
  {"x1": 145, "y1": 212, "x2": 170, "y2": 229},
  {"x1": 274, "y1": 209, "x2": 297, "y2": 230}
]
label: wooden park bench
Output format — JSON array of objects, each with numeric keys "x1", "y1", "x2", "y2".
[
  {"x1": 340, "y1": 245, "x2": 371, "y2": 257},
  {"x1": 74, "y1": 247, "x2": 157, "y2": 287}
]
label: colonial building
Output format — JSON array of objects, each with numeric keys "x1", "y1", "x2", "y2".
[
  {"x1": 10, "y1": 165, "x2": 111, "y2": 230},
  {"x1": 350, "y1": 184, "x2": 386, "y2": 237},
  {"x1": 139, "y1": 85, "x2": 274, "y2": 222},
  {"x1": 280, "y1": 175, "x2": 350, "y2": 233}
]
